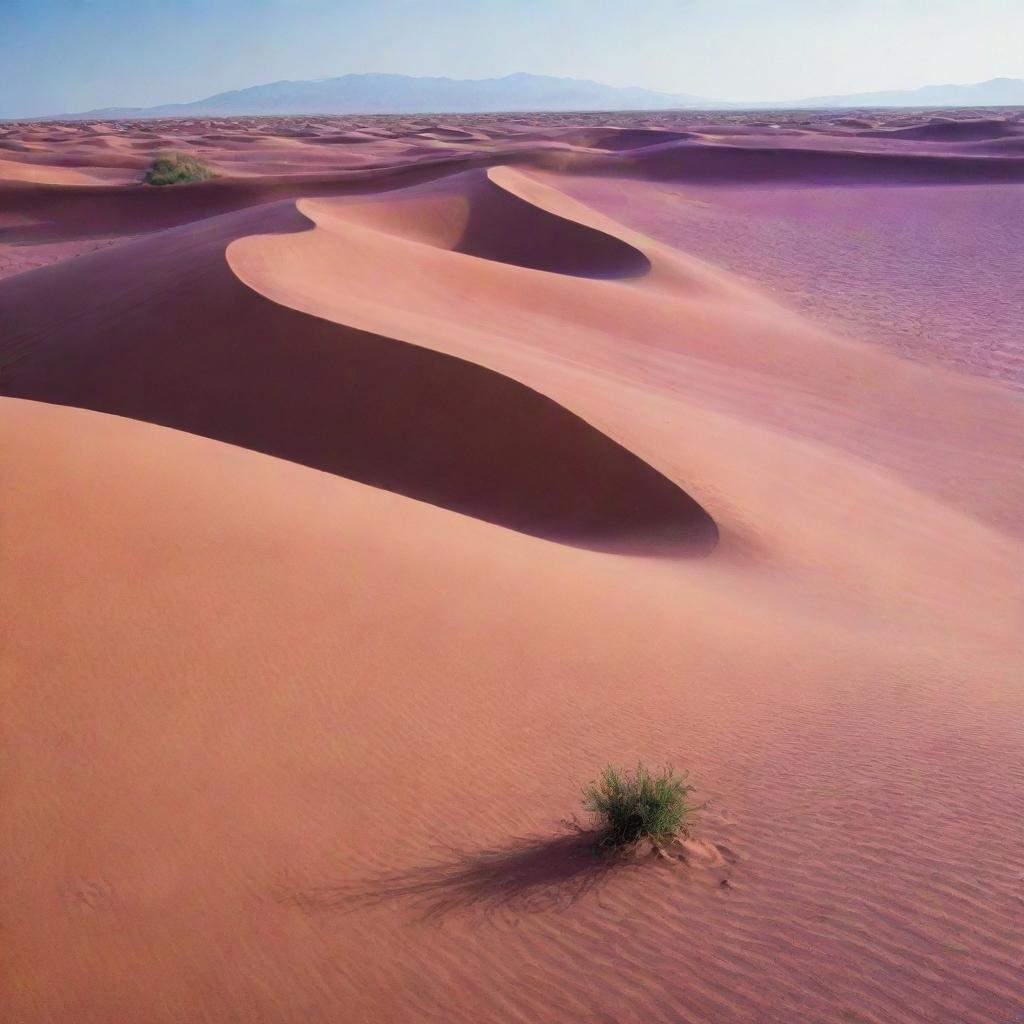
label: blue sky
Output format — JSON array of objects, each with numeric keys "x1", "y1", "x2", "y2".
[{"x1": 2, "y1": 0, "x2": 1022, "y2": 117}]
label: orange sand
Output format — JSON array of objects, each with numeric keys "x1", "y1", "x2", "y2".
[{"x1": 1, "y1": 111, "x2": 1022, "y2": 1024}]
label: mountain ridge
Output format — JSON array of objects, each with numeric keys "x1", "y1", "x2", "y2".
[
  {"x1": 27, "y1": 72, "x2": 1024, "y2": 120},
  {"x1": 52, "y1": 72, "x2": 709, "y2": 119}
]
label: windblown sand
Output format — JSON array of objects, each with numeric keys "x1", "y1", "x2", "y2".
[{"x1": 2, "y1": 109, "x2": 1022, "y2": 1024}]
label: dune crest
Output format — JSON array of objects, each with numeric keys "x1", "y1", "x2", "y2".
[
  {"x1": 313, "y1": 166, "x2": 652, "y2": 278},
  {"x1": 0, "y1": 179, "x2": 713, "y2": 553}
]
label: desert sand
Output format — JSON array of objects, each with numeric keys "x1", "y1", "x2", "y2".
[{"x1": 1, "y1": 109, "x2": 1022, "y2": 1023}]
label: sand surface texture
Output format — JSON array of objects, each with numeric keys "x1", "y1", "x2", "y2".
[{"x1": 2, "y1": 109, "x2": 1022, "y2": 1024}]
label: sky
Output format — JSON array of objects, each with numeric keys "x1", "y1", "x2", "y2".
[{"x1": 1, "y1": 0, "x2": 1022, "y2": 118}]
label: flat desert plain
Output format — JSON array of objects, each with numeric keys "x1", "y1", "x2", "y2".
[{"x1": 1, "y1": 110, "x2": 1022, "y2": 1023}]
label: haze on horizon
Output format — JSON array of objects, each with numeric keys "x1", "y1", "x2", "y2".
[{"x1": 2, "y1": 0, "x2": 1022, "y2": 119}]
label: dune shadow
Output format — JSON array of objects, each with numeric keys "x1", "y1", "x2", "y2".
[
  {"x1": 282, "y1": 830, "x2": 628, "y2": 921},
  {"x1": 453, "y1": 172, "x2": 651, "y2": 279},
  {"x1": 1, "y1": 203, "x2": 717, "y2": 555},
  {"x1": 331, "y1": 169, "x2": 652, "y2": 280}
]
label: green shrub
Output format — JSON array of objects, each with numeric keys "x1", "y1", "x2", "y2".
[
  {"x1": 144, "y1": 153, "x2": 216, "y2": 186},
  {"x1": 582, "y1": 762, "x2": 695, "y2": 848}
]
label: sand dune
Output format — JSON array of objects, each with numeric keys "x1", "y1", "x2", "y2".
[
  {"x1": 225, "y1": 167, "x2": 1024, "y2": 544},
  {"x1": 2, "y1": 111, "x2": 1022, "y2": 1024},
  {"x1": 548, "y1": 126, "x2": 697, "y2": 150},
  {"x1": 860, "y1": 117, "x2": 1019, "y2": 141},
  {"x1": 0, "y1": 156, "x2": 140, "y2": 185},
  {"x1": 321, "y1": 167, "x2": 652, "y2": 277},
  {"x1": 3, "y1": 109, "x2": 1022, "y2": 279},
  {"x1": 0, "y1": 194, "x2": 712, "y2": 551}
]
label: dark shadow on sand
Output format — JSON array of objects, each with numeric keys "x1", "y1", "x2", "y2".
[
  {"x1": 281, "y1": 830, "x2": 634, "y2": 921},
  {"x1": 1, "y1": 204, "x2": 718, "y2": 556}
]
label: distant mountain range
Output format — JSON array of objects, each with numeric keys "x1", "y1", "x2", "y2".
[
  {"x1": 61, "y1": 73, "x2": 708, "y2": 119},
  {"x1": 793, "y1": 77, "x2": 1024, "y2": 109},
  {"x1": 41, "y1": 73, "x2": 1024, "y2": 120}
]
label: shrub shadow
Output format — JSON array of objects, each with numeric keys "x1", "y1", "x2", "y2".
[{"x1": 283, "y1": 829, "x2": 630, "y2": 921}]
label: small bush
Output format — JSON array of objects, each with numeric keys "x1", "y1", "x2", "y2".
[
  {"x1": 144, "y1": 152, "x2": 216, "y2": 186},
  {"x1": 582, "y1": 762, "x2": 695, "y2": 848}
]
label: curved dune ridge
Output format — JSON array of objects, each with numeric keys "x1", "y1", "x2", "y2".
[
  {"x1": 224, "y1": 164, "x2": 1024, "y2": 549},
  {"x1": 310, "y1": 165, "x2": 652, "y2": 277},
  {"x1": 0, "y1": 178, "x2": 713, "y2": 554}
]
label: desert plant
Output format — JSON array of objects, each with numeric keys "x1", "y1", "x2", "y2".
[
  {"x1": 144, "y1": 152, "x2": 216, "y2": 186},
  {"x1": 582, "y1": 762, "x2": 695, "y2": 848}
]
